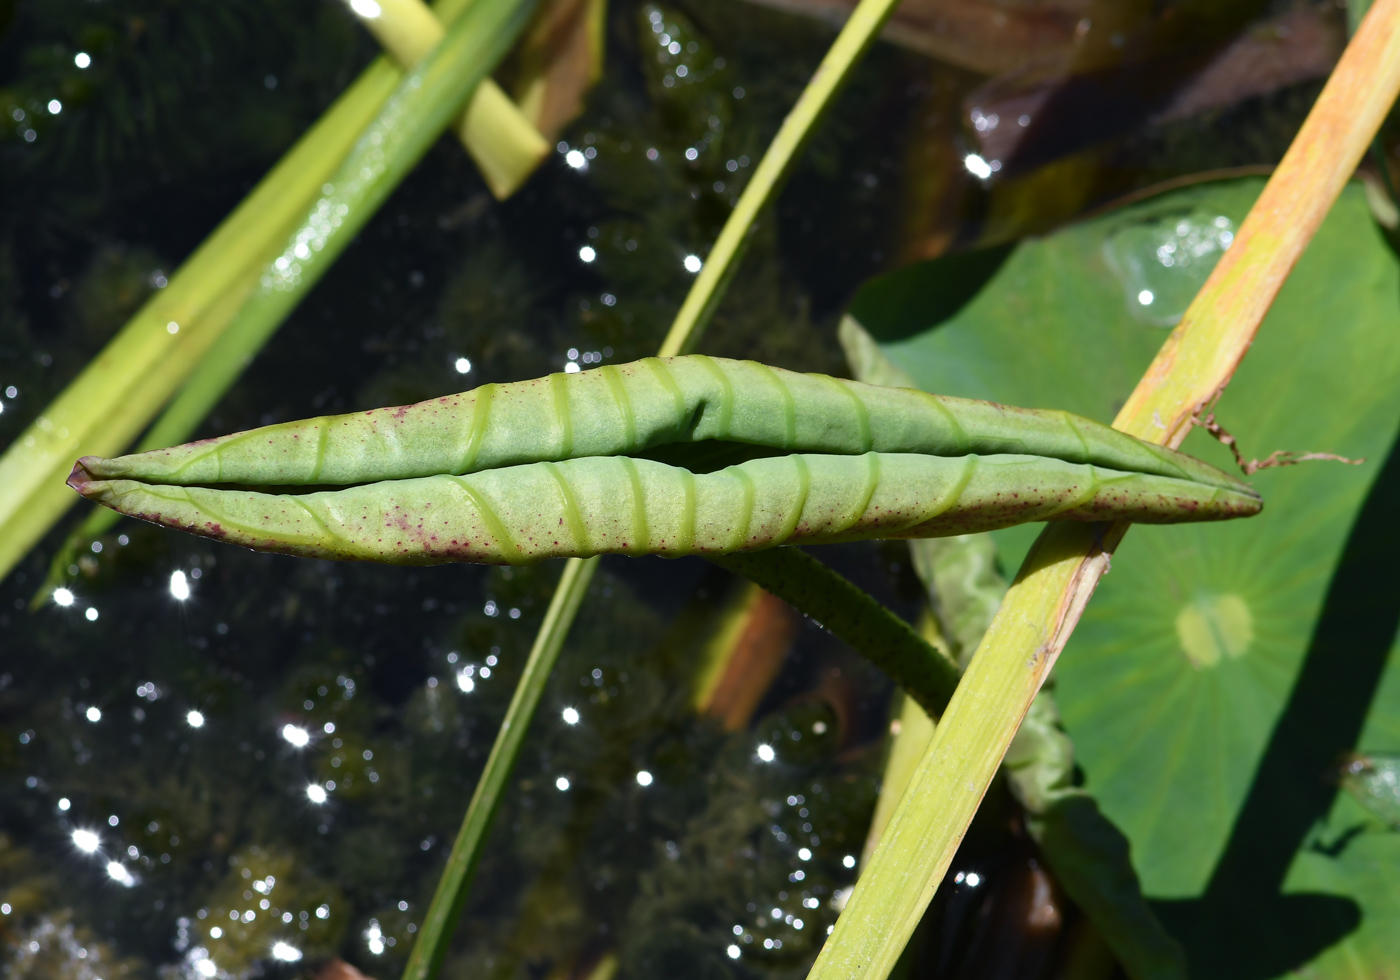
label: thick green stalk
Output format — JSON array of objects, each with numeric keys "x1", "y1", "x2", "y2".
[
  {"x1": 401, "y1": 556, "x2": 597, "y2": 980},
  {"x1": 32, "y1": 0, "x2": 537, "y2": 600},
  {"x1": 806, "y1": 2, "x2": 1400, "y2": 975},
  {"x1": 151, "y1": 0, "x2": 539, "y2": 453},
  {"x1": 0, "y1": 59, "x2": 399, "y2": 582},
  {"x1": 657, "y1": 0, "x2": 904, "y2": 357},
  {"x1": 406, "y1": 0, "x2": 906, "y2": 971},
  {"x1": 0, "y1": 0, "x2": 531, "y2": 585},
  {"x1": 713, "y1": 550, "x2": 959, "y2": 718}
]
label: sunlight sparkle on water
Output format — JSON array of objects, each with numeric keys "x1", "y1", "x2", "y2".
[
  {"x1": 53, "y1": 587, "x2": 74, "y2": 607},
  {"x1": 756, "y1": 744, "x2": 775, "y2": 763},
  {"x1": 556, "y1": 776, "x2": 571, "y2": 791},
  {"x1": 85, "y1": 607, "x2": 98, "y2": 621},
  {"x1": 85, "y1": 706, "x2": 101, "y2": 722},
  {"x1": 561, "y1": 707, "x2": 580, "y2": 725},
  {"x1": 565, "y1": 149, "x2": 587, "y2": 169},
  {"x1": 964, "y1": 154, "x2": 993, "y2": 179},
  {"x1": 106, "y1": 861, "x2": 135, "y2": 886},
  {"x1": 186, "y1": 710, "x2": 205, "y2": 728},
  {"x1": 74, "y1": 52, "x2": 91, "y2": 68},
  {"x1": 349, "y1": 0, "x2": 382, "y2": 17},
  {"x1": 579, "y1": 246, "x2": 596, "y2": 263},
  {"x1": 683, "y1": 254, "x2": 702, "y2": 274},
  {"x1": 306, "y1": 784, "x2": 328, "y2": 804},
  {"x1": 47, "y1": 100, "x2": 61, "y2": 115},
  {"x1": 72, "y1": 829, "x2": 100, "y2": 853},
  {"x1": 170, "y1": 570, "x2": 190, "y2": 601},
  {"x1": 636, "y1": 770, "x2": 653, "y2": 787},
  {"x1": 282, "y1": 724, "x2": 310, "y2": 747},
  {"x1": 454, "y1": 357, "x2": 471, "y2": 374},
  {"x1": 271, "y1": 941, "x2": 303, "y2": 962},
  {"x1": 195, "y1": 959, "x2": 217, "y2": 978},
  {"x1": 1138, "y1": 289, "x2": 1154, "y2": 305}
]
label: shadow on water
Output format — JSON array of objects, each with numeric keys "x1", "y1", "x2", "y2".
[{"x1": 1152, "y1": 426, "x2": 1400, "y2": 978}]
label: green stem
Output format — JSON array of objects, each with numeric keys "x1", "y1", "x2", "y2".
[
  {"x1": 405, "y1": 0, "x2": 906, "y2": 971},
  {"x1": 658, "y1": 0, "x2": 904, "y2": 357},
  {"x1": 159, "y1": 0, "x2": 539, "y2": 429},
  {"x1": 346, "y1": 0, "x2": 550, "y2": 198},
  {"x1": 0, "y1": 58, "x2": 397, "y2": 582},
  {"x1": 29, "y1": 0, "x2": 538, "y2": 604},
  {"x1": 0, "y1": 0, "x2": 528, "y2": 586},
  {"x1": 402, "y1": 555, "x2": 598, "y2": 980},
  {"x1": 710, "y1": 549, "x2": 958, "y2": 718},
  {"x1": 808, "y1": 2, "x2": 1400, "y2": 972}
]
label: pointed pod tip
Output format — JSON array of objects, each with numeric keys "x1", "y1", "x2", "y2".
[{"x1": 67, "y1": 457, "x2": 102, "y2": 495}]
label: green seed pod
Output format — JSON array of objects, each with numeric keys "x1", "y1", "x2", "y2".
[{"x1": 69, "y1": 357, "x2": 1261, "y2": 564}]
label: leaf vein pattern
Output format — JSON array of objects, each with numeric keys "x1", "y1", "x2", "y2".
[
  {"x1": 457, "y1": 383, "x2": 496, "y2": 475},
  {"x1": 600, "y1": 365, "x2": 637, "y2": 448},
  {"x1": 839, "y1": 452, "x2": 881, "y2": 534},
  {"x1": 292, "y1": 495, "x2": 338, "y2": 546},
  {"x1": 828, "y1": 375, "x2": 872, "y2": 452},
  {"x1": 754, "y1": 362, "x2": 797, "y2": 448},
  {"x1": 691, "y1": 354, "x2": 734, "y2": 438},
  {"x1": 645, "y1": 357, "x2": 688, "y2": 436},
  {"x1": 921, "y1": 455, "x2": 978, "y2": 525},
  {"x1": 448, "y1": 475, "x2": 516, "y2": 558},
  {"x1": 776, "y1": 455, "x2": 810, "y2": 543},
  {"x1": 308, "y1": 420, "x2": 330, "y2": 484},
  {"x1": 920, "y1": 393, "x2": 969, "y2": 453},
  {"x1": 541, "y1": 462, "x2": 589, "y2": 554},
  {"x1": 619, "y1": 458, "x2": 649, "y2": 553},
  {"x1": 1059, "y1": 411, "x2": 1094, "y2": 464}
]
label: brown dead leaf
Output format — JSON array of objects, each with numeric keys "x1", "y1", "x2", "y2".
[{"x1": 505, "y1": 0, "x2": 608, "y2": 141}]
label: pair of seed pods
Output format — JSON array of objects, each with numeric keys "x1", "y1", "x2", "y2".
[{"x1": 69, "y1": 356, "x2": 1260, "y2": 564}]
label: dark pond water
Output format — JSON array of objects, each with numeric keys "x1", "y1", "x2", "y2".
[{"x1": 0, "y1": 0, "x2": 1327, "y2": 977}]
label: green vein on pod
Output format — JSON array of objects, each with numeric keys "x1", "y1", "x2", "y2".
[
  {"x1": 72, "y1": 357, "x2": 1255, "y2": 495},
  {"x1": 68, "y1": 357, "x2": 1260, "y2": 566}
]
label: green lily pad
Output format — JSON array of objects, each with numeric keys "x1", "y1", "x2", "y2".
[{"x1": 856, "y1": 178, "x2": 1400, "y2": 977}]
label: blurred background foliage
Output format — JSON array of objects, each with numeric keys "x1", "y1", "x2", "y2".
[{"x1": 2, "y1": 0, "x2": 1392, "y2": 978}]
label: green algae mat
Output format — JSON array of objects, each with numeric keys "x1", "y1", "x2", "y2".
[{"x1": 853, "y1": 177, "x2": 1400, "y2": 978}]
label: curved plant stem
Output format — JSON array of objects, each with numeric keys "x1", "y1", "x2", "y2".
[
  {"x1": 711, "y1": 550, "x2": 959, "y2": 717},
  {"x1": 346, "y1": 0, "x2": 550, "y2": 197},
  {"x1": 406, "y1": 0, "x2": 905, "y2": 973},
  {"x1": 30, "y1": 0, "x2": 538, "y2": 602},
  {"x1": 0, "y1": 0, "x2": 529, "y2": 586},
  {"x1": 657, "y1": 0, "x2": 904, "y2": 357},
  {"x1": 0, "y1": 60, "x2": 396, "y2": 582},
  {"x1": 401, "y1": 556, "x2": 597, "y2": 980},
  {"x1": 806, "y1": 2, "x2": 1400, "y2": 976},
  {"x1": 123, "y1": 0, "x2": 538, "y2": 466}
]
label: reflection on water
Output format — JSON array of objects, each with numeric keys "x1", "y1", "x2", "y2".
[{"x1": 1104, "y1": 210, "x2": 1236, "y2": 327}]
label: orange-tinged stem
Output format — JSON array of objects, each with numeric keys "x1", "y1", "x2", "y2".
[
  {"x1": 1117, "y1": 0, "x2": 1400, "y2": 445},
  {"x1": 806, "y1": 1, "x2": 1400, "y2": 976}
]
